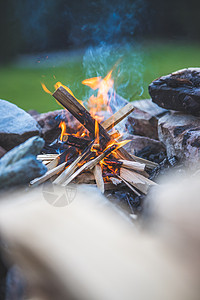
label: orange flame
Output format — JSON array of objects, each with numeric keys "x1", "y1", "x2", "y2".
[
  {"x1": 41, "y1": 83, "x2": 52, "y2": 95},
  {"x1": 82, "y1": 69, "x2": 114, "y2": 121},
  {"x1": 94, "y1": 119, "x2": 100, "y2": 145},
  {"x1": 59, "y1": 121, "x2": 66, "y2": 141},
  {"x1": 82, "y1": 76, "x2": 102, "y2": 90}
]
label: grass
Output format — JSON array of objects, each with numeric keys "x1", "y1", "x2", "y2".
[{"x1": 0, "y1": 41, "x2": 200, "y2": 113}]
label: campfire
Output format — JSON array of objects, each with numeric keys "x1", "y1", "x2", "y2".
[{"x1": 30, "y1": 71, "x2": 157, "y2": 195}]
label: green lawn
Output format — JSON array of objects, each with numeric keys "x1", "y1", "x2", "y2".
[{"x1": 0, "y1": 41, "x2": 200, "y2": 113}]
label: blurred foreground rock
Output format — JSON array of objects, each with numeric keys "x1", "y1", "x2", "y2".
[
  {"x1": 0, "y1": 100, "x2": 40, "y2": 150},
  {"x1": 0, "y1": 136, "x2": 46, "y2": 189},
  {"x1": 0, "y1": 184, "x2": 199, "y2": 300}
]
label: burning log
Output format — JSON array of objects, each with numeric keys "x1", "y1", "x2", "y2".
[
  {"x1": 62, "y1": 144, "x2": 117, "y2": 187},
  {"x1": 93, "y1": 164, "x2": 105, "y2": 194},
  {"x1": 53, "y1": 87, "x2": 110, "y2": 148},
  {"x1": 53, "y1": 141, "x2": 95, "y2": 185},
  {"x1": 63, "y1": 134, "x2": 90, "y2": 149},
  {"x1": 53, "y1": 87, "x2": 134, "y2": 162}
]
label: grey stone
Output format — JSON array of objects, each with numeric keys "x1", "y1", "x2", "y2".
[
  {"x1": 0, "y1": 100, "x2": 40, "y2": 150},
  {"x1": 158, "y1": 112, "x2": 200, "y2": 167},
  {"x1": 0, "y1": 137, "x2": 46, "y2": 189}
]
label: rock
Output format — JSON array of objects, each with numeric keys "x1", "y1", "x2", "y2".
[
  {"x1": 33, "y1": 109, "x2": 80, "y2": 144},
  {"x1": 133, "y1": 99, "x2": 168, "y2": 118},
  {"x1": 0, "y1": 146, "x2": 6, "y2": 158},
  {"x1": 149, "y1": 68, "x2": 200, "y2": 116},
  {"x1": 158, "y1": 112, "x2": 200, "y2": 167},
  {"x1": 0, "y1": 100, "x2": 40, "y2": 151},
  {"x1": 125, "y1": 106, "x2": 159, "y2": 140},
  {"x1": 0, "y1": 137, "x2": 47, "y2": 189},
  {"x1": 27, "y1": 109, "x2": 40, "y2": 117},
  {"x1": 0, "y1": 136, "x2": 45, "y2": 168},
  {"x1": 0, "y1": 156, "x2": 47, "y2": 189},
  {"x1": 123, "y1": 134, "x2": 166, "y2": 163}
]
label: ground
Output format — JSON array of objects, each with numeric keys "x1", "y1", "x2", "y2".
[{"x1": 0, "y1": 41, "x2": 200, "y2": 112}]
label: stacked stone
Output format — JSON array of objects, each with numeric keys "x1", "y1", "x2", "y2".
[{"x1": 149, "y1": 68, "x2": 200, "y2": 168}]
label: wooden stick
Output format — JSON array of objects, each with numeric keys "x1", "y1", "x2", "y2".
[
  {"x1": 104, "y1": 159, "x2": 145, "y2": 172},
  {"x1": 102, "y1": 103, "x2": 134, "y2": 131},
  {"x1": 37, "y1": 154, "x2": 59, "y2": 161},
  {"x1": 30, "y1": 162, "x2": 67, "y2": 186},
  {"x1": 53, "y1": 87, "x2": 110, "y2": 148},
  {"x1": 63, "y1": 135, "x2": 90, "y2": 149},
  {"x1": 46, "y1": 156, "x2": 60, "y2": 170},
  {"x1": 93, "y1": 164, "x2": 105, "y2": 194},
  {"x1": 120, "y1": 167, "x2": 156, "y2": 195},
  {"x1": 62, "y1": 145, "x2": 117, "y2": 187},
  {"x1": 130, "y1": 154, "x2": 158, "y2": 170},
  {"x1": 53, "y1": 141, "x2": 95, "y2": 185},
  {"x1": 116, "y1": 174, "x2": 141, "y2": 196}
]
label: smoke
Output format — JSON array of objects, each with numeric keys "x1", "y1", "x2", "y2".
[{"x1": 78, "y1": 0, "x2": 146, "y2": 102}]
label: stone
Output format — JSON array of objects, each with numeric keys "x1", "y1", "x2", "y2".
[
  {"x1": 0, "y1": 146, "x2": 6, "y2": 158},
  {"x1": 33, "y1": 109, "x2": 80, "y2": 144},
  {"x1": 0, "y1": 100, "x2": 40, "y2": 151},
  {"x1": 123, "y1": 134, "x2": 166, "y2": 163},
  {"x1": 133, "y1": 99, "x2": 168, "y2": 118},
  {"x1": 149, "y1": 68, "x2": 200, "y2": 116},
  {"x1": 125, "y1": 106, "x2": 159, "y2": 140},
  {"x1": 158, "y1": 112, "x2": 200, "y2": 167},
  {"x1": 0, "y1": 137, "x2": 47, "y2": 189}
]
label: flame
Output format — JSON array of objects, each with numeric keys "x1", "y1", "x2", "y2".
[
  {"x1": 59, "y1": 121, "x2": 66, "y2": 141},
  {"x1": 41, "y1": 83, "x2": 52, "y2": 95},
  {"x1": 82, "y1": 77, "x2": 102, "y2": 90},
  {"x1": 82, "y1": 69, "x2": 114, "y2": 121},
  {"x1": 94, "y1": 119, "x2": 100, "y2": 145}
]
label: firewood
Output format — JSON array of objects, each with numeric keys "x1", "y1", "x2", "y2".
[
  {"x1": 63, "y1": 135, "x2": 90, "y2": 149},
  {"x1": 102, "y1": 103, "x2": 134, "y2": 131},
  {"x1": 30, "y1": 162, "x2": 67, "y2": 186},
  {"x1": 130, "y1": 154, "x2": 158, "y2": 170},
  {"x1": 104, "y1": 159, "x2": 145, "y2": 172},
  {"x1": 46, "y1": 156, "x2": 60, "y2": 170},
  {"x1": 62, "y1": 145, "x2": 117, "y2": 186},
  {"x1": 120, "y1": 167, "x2": 156, "y2": 195},
  {"x1": 93, "y1": 164, "x2": 105, "y2": 193},
  {"x1": 53, "y1": 87, "x2": 110, "y2": 148},
  {"x1": 74, "y1": 171, "x2": 95, "y2": 184},
  {"x1": 116, "y1": 174, "x2": 141, "y2": 196},
  {"x1": 53, "y1": 87, "x2": 135, "y2": 162},
  {"x1": 53, "y1": 141, "x2": 95, "y2": 185},
  {"x1": 37, "y1": 154, "x2": 58, "y2": 161}
]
